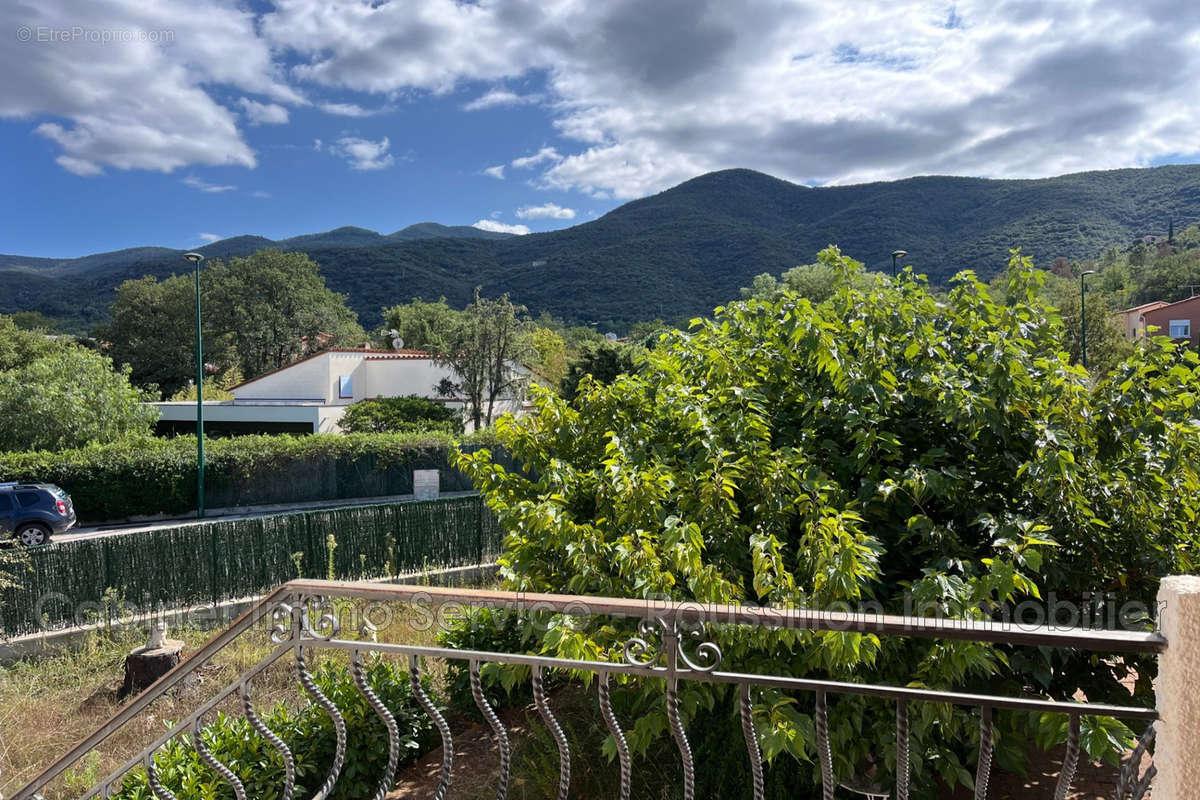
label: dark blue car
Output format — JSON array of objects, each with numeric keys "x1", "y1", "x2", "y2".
[{"x1": 0, "y1": 482, "x2": 77, "y2": 546}]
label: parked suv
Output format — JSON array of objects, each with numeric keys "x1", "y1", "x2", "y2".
[{"x1": 0, "y1": 482, "x2": 76, "y2": 546}]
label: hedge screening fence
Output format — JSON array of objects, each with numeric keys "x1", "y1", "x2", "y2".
[
  {"x1": 0, "y1": 433, "x2": 516, "y2": 523},
  {"x1": 0, "y1": 494, "x2": 503, "y2": 637}
]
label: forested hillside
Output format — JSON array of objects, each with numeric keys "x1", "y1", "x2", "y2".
[{"x1": 4, "y1": 165, "x2": 1200, "y2": 330}]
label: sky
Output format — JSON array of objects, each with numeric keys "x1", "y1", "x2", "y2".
[{"x1": 2, "y1": 0, "x2": 1200, "y2": 259}]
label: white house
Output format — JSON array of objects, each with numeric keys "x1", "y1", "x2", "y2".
[{"x1": 151, "y1": 348, "x2": 533, "y2": 435}]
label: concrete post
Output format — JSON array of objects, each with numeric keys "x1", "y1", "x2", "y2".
[{"x1": 1153, "y1": 575, "x2": 1200, "y2": 800}]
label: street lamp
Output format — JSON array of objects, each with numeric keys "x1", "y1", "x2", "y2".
[
  {"x1": 1080, "y1": 269, "x2": 1096, "y2": 370},
  {"x1": 183, "y1": 252, "x2": 206, "y2": 518},
  {"x1": 891, "y1": 250, "x2": 908, "y2": 278}
]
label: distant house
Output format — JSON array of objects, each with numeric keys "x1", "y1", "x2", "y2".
[
  {"x1": 1140, "y1": 296, "x2": 1200, "y2": 346},
  {"x1": 151, "y1": 348, "x2": 534, "y2": 435},
  {"x1": 1117, "y1": 301, "x2": 1171, "y2": 340}
]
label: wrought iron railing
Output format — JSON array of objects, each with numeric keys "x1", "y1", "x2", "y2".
[{"x1": 13, "y1": 580, "x2": 1164, "y2": 800}]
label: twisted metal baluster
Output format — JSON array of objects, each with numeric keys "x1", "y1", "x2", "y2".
[
  {"x1": 599, "y1": 671, "x2": 631, "y2": 800},
  {"x1": 815, "y1": 690, "x2": 835, "y2": 800},
  {"x1": 1115, "y1": 723, "x2": 1156, "y2": 800},
  {"x1": 145, "y1": 751, "x2": 180, "y2": 800},
  {"x1": 410, "y1": 654, "x2": 454, "y2": 800},
  {"x1": 352, "y1": 651, "x2": 401, "y2": 800},
  {"x1": 193, "y1": 716, "x2": 248, "y2": 800},
  {"x1": 1053, "y1": 712, "x2": 1081, "y2": 800},
  {"x1": 663, "y1": 622, "x2": 697, "y2": 800},
  {"x1": 1129, "y1": 764, "x2": 1157, "y2": 800},
  {"x1": 296, "y1": 646, "x2": 346, "y2": 800},
  {"x1": 739, "y1": 684, "x2": 764, "y2": 800},
  {"x1": 534, "y1": 665, "x2": 571, "y2": 800},
  {"x1": 974, "y1": 706, "x2": 994, "y2": 800},
  {"x1": 896, "y1": 699, "x2": 910, "y2": 800},
  {"x1": 241, "y1": 679, "x2": 296, "y2": 800},
  {"x1": 471, "y1": 659, "x2": 511, "y2": 800}
]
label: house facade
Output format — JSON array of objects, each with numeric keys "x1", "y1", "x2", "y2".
[
  {"x1": 151, "y1": 348, "x2": 532, "y2": 435},
  {"x1": 1117, "y1": 300, "x2": 1170, "y2": 340},
  {"x1": 1141, "y1": 296, "x2": 1200, "y2": 346}
]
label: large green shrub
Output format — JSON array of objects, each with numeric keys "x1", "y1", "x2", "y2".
[
  {"x1": 453, "y1": 248, "x2": 1200, "y2": 795},
  {"x1": 339, "y1": 395, "x2": 463, "y2": 435},
  {"x1": 114, "y1": 658, "x2": 438, "y2": 800},
  {"x1": 0, "y1": 432, "x2": 464, "y2": 521}
]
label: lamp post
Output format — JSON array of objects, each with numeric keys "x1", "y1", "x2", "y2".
[
  {"x1": 1080, "y1": 269, "x2": 1096, "y2": 370},
  {"x1": 184, "y1": 252, "x2": 206, "y2": 518},
  {"x1": 891, "y1": 250, "x2": 908, "y2": 278}
]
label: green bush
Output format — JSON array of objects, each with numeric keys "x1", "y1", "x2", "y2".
[
  {"x1": 339, "y1": 395, "x2": 464, "y2": 435},
  {"x1": 455, "y1": 248, "x2": 1200, "y2": 795},
  {"x1": 0, "y1": 432, "x2": 469, "y2": 522},
  {"x1": 114, "y1": 657, "x2": 439, "y2": 800}
]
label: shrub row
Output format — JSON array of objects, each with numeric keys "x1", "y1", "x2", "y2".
[{"x1": 0, "y1": 432, "x2": 507, "y2": 523}]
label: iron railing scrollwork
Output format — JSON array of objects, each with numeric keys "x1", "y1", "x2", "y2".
[{"x1": 12, "y1": 580, "x2": 1164, "y2": 800}]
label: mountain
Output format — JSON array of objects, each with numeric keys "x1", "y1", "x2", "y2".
[{"x1": 4, "y1": 165, "x2": 1200, "y2": 330}]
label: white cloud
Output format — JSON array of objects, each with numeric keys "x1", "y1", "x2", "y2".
[
  {"x1": 320, "y1": 102, "x2": 380, "y2": 117},
  {"x1": 183, "y1": 176, "x2": 237, "y2": 193},
  {"x1": 2, "y1": 0, "x2": 299, "y2": 175},
  {"x1": 198, "y1": 232, "x2": 222, "y2": 243},
  {"x1": 313, "y1": 138, "x2": 323, "y2": 151},
  {"x1": 511, "y1": 147, "x2": 562, "y2": 170},
  {"x1": 237, "y1": 98, "x2": 290, "y2": 125},
  {"x1": 483, "y1": 165, "x2": 506, "y2": 179},
  {"x1": 516, "y1": 203, "x2": 576, "y2": 220},
  {"x1": 472, "y1": 219, "x2": 530, "y2": 235},
  {"x1": 463, "y1": 89, "x2": 540, "y2": 111},
  {"x1": 329, "y1": 136, "x2": 395, "y2": 170},
  {"x1": 251, "y1": 190, "x2": 272, "y2": 198},
  {"x1": 256, "y1": 0, "x2": 1200, "y2": 197}
]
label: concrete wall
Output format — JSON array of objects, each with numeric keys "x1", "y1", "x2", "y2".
[
  {"x1": 234, "y1": 352, "x2": 334, "y2": 402},
  {"x1": 1143, "y1": 296, "x2": 1200, "y2": 346}
]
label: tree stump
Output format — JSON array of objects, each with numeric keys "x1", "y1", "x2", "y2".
[{"x1": 120, "y1": 639, "x2": 184, "y2": 699}]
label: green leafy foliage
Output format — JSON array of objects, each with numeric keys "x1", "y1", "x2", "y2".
[
  {"x1": 113, "y1": 657, "x2": 438, "y2": 800},
  {"x1": 453, "y1": 247, "x2": 1200, "y2": 794},
  {"x1": 0, "y1": 316, "x2": 159, "y2": 452},
  {"x1": 560, "y1": 339, "x2": 644, "y2": 400},
  {"x1": 99, "y1": 250, "x2": 365, "y2": 395},
  {"x1": 339, "y1": 395, "x2": 464, "y2": 435}
]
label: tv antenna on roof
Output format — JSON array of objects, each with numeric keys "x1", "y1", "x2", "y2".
[
  {"x1": 1185, "y1": 285, "x2": 1200, "y2": 298},
  {"x1": 387, "y1": 330, "x2": 405, "y2": 350}
]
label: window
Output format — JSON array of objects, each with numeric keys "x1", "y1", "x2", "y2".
[
  {"x1": 1169, "y1": 319, "x2": 1191, "y2": 338},
  {"x1": 16, "y1": 491, "x2": 39, "y2": 508},
  {"x1": 0, "y1": 494, "x2": 12, "y2": 512},
  {"x1": 338, "y1": 375, "x2": 354, "y2": 399}
]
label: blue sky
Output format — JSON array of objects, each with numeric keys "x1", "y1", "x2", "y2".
[{"x1": 3, "y1": 0, "x2": 1199, "y2": 259}]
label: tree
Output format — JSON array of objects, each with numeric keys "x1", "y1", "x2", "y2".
[
  {"x1": 380, "y1": 297, "x2": 463, "y2": 351},
  {"x1": 207, "y1": 250, "x2": 364, "y2": 378},
  {"x1": 0, "y1": 345, "x2": 159, "y2": 452},
  {"x1": 1049, "y1": 278, "x2": 1132, "y2": 374},
  {"x1": 99, "y1": 274, "x2": 223, "y2": 397},
  {"x1": 455, "y1": 248, "x2": 1200, "y2": 793},
  {"x1": 527, "y1": 326, "x2": 569, "y2": 389},
  {"x1": 560, "y1": 338, "x2": 643, "y2": 400},
  {"x1": 434, "y1": 289, "x2": 532, "y2": 429},
  {"x1": 0, "y1": 315, "x2": 58, "y2": 371}
]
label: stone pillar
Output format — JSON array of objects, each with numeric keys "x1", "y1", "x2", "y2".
[
  {"x1": 413, "y1": 469, "x2": 440, "y2": 500},
  {"x1": 1153, "y1": 575, "x2": 1200, "y2": 800}
]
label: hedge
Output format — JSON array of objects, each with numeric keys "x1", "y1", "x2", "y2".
[
  {"x1": 0, "y1": 494, "x2": 502, "y2": 636},
  {"x1": 0, "y1": 433, "x2": 513, "y2": 523}
]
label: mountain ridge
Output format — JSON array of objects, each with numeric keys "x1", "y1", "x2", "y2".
[{"x1": 3, "y1": 164, "x2": 1199, "y2": 330}]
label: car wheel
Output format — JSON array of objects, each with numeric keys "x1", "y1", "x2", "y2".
[{"x1": 16, "y1": 523, "x2": 50, "y2": 547}]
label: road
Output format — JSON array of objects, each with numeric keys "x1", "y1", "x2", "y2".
[{"x1": 50, "y1": 491, "x2": 478, "y2": 545}]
